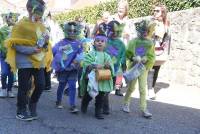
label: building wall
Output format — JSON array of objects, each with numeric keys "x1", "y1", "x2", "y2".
[{"x1": 128, "y1": 7, "x2": 200, "y2": 88}]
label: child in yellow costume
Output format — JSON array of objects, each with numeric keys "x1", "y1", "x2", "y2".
[
  {"x1": 5, "y1": 0, "x2": 52, "y2": 121},
  {"x1": 122, "y1": 20, "x2": 155, "y2": 119}
]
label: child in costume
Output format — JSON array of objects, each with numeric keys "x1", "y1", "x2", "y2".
[
  {"x1": 5, "y1": 0, "x2": 53, "y2": 121},
  {"x1": 0, "y1": 12, "x2": 18, "y2": 98},
  {"x1": 81, "y1": 34, "x2": 114, "y2": 119},
  {"x1": 52, "y1": 21, "x2": 83, "y2": 113},
  {"x1": 103, "y1": 20, "x2": 126, "y2": 114},
  {"x1": 122, "y1": 20, "x2": 155, "y2": 119}
]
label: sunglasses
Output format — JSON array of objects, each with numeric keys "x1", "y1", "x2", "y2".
[{"x1": 153, "y1": 10, "x2": 161, "y2": 13}]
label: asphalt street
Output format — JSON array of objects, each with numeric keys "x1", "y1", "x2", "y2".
[{"x1": 0, "y1": 79, "x2": 200, "y2": 134}]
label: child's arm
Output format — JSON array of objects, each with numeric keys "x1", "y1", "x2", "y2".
[
  {"x1": 145, "y1": 42, "x2": 155, "y2": 70},
  {"x1": 120, "y1": 42, "x2": 126, "y2": 72}
]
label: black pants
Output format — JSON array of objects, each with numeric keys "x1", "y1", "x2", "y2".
[
  {"x1": 81, "y1": 91, "x2": 105, "y2": 113},
  {"x1": 44, "y1": 68, "x2": 51, "y2": 90},
  {"x1": 17, "y1": 68, "x2": 45, "y2": 112},
  {"x1": 152, "y1": 66, "x2": 161, "y2": 88},
  {"x1": 102, "y1": 77, "x2": 115, "y2": 113}
]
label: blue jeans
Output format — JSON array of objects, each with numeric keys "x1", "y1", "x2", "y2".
[
  {"x1": 0, "y1": 57, "x2": 14, "y2": 91},
  {"x1": 57, "y1": 79, "x2": 76, "y2": 106}
]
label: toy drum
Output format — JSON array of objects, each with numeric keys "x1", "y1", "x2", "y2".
[{"x1": 96, "y1": 69, "x2": 111, "y2": 81}]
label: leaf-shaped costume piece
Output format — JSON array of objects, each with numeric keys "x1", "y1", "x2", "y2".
[{"x1": 135, "y1": 20, "x2": 150, "y2": 35}]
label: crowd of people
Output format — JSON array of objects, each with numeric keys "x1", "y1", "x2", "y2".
[{"x1": 0, "y1": 0, "x2": 171, "y2": 121}]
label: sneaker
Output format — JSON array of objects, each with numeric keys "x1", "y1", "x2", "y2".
[
  {"x1": 13, "y1": 82, "x2": 18, "y2": 88},
  {"x1": 115, "y1": 89, "x2": 123, "y2": 96},
  {"x1": 122, "y1": 103, "x2": 130, "y2": 113},
  {"x1": 56, "y1": 101, "x2": 64, "y2": 109},
  {"x1": 43, "y1": 88, "x2": 51, "y2": 92},
  {"x1": 69, "y1": 106, "x2": 79, "y2": 113},
  {"x1": 148, "y1": 88, "x2": 156, "y2": 100},
  {"x1": 0, "y1": 89, "x2": 7, "y2": 98},
  {"x1": 7, "y1": 91, "x2": 15, "y2": 98},
  {"x1": 142, "y1": 109, "x2": 152, "y2": 119},
  {"x1": 16, "y1": 112, "x2": 33, "y2": 121}
]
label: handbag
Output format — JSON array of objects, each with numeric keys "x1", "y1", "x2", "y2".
[
  {"x1": 154, "y1": 46, "x2": 167, "y2": 66},
  {"x1": 96, "y1": 69, "x2": 111, "y2": 81}
]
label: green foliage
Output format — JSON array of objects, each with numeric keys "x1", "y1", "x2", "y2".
[{"x1": 53, "y1": 0, "x2": 200, "y2": 24}]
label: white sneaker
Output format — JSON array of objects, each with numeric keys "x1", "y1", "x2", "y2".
[
  {"x1": 0, "y1": 89, "x2": 7, "y2": 98},
  {"x1": 142, "y1": 109, "x2": 152, "y2": 119},
  {"x1": 7, "y1": 91, "x2": 15, "y2": 98},
  {"x1": 148, "y1": 88, "x2": 156, "y2": 100},
  {"x1": 122, "y1": 103, "x2": 130, "y2": 113}
]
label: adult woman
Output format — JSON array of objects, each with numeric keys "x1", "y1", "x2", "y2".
[
  {"x1": 91, "y1": 11, "x2": 110, "y2": 38},
  {"x1": 147, "y1": 4, "x2": 171, "y2": 99}
]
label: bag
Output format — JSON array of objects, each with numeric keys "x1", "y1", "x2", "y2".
[
  {"x1": 123, "y1": 63, "x2": 145, "y2": 83},
  {"x1": 154, "y1": 46, "x2": 168, "y2": 66},
  {"x1": 87, "y1": 71, "x2": 99, "y2": 99},
  {"x1": 96, "y1": 69, "x2": 111, "y2": 81}
]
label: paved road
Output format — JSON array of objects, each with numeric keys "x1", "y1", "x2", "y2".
[{"x1": 0, "y1": 80, "x2": 200, "y2": 134}]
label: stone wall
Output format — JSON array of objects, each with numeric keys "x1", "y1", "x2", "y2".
[
  {"x1": 163, "y1": 7, "x2": 200, "y2": 88},
  {"x1": 130, "y1": 7, "x2": 200, "y2": 88}
]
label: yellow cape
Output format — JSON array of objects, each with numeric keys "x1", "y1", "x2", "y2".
[{"x1": 5, "y1": 17, "x2": 53, "y2": 72}]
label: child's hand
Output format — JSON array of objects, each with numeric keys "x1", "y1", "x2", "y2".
[
  {"x1": 34, "y1": 47, "x2": 42, "y2": 53},
  {"x1": 141, "y1": 56, "x2": 147, "y2": 63},
  {"x1": 95, "y1": 65, "x2": 104, "y2": 69},
  {"x1": 104, "y1": 62, "x2": 110, "y2": 69},
  {"x1": 73, "y1": 60, "x2": 78, "y2": 65},
  {"x1": 132, "y1": 56, "x2": 141, "y2": 63}
]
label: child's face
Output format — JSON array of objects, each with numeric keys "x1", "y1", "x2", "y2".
[
  {"x1": 94, "y1": 38, "x2": 106, "y2": 51},
  {"x1": 138, "y1": 31, "x2": 148, "y2": 39},
  {"x1": 66, "y1": 29, "x2": 77, "y2": 40}
]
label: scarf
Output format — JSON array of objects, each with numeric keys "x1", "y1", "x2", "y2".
[{"x1": 5, "y1": 17, "x2": 53, "y2": 72}]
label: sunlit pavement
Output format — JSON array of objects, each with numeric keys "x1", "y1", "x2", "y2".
[{"x1": 0, "y1": 78, "x2": 200, "y2": 134}]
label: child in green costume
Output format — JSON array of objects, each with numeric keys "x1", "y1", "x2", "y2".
[
  {"x1": 122, "y1": 20, "x2": 155, "y2": 119},
  {"x1": 81, "y1": 34, "x2": 114, "y2": 119}
]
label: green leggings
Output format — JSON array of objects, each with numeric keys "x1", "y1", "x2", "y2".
[{"x1": 123, "y1": 69, "x2": 148, "y2": 111}]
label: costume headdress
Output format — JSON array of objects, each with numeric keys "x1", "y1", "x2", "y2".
[
  {"x1": 107, "y1": 20, "x2": 125, "y2": 38},
  {"x1": 135, "y1": 20, "x2": 150, "y2": 36},
  {"x1": 64, "y1": 21, "x2": 81, "y2": 39}
]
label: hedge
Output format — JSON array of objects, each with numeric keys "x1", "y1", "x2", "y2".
[{"x1": 53, "y1": 0, "x2": 200, "y2": 24}]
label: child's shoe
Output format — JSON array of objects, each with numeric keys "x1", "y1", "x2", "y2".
[
  {"x1": 0, "y1": 89, "x2": 7, "y2": 98},
  {"x1": 56, "y1": 101, "x2": 64, "y2": 109},
  {"x1": 148, "y1": 88, "x2": 156, "y2": 100},
  {"x1": 122, "y1": 103, "x2": 130, "y2": 113},
  {"x1": 7, "y1": 91, "x2": 15, "y2": 98},
  {"x1": 142, "y1": 109, "x2": 152, "y2": 119},
  {"x1": 95, "y1": 107, "x2": 104, "y2": 119},
  {"x1": 115, "y1": 89, "x2": 123, "y2": 96},
  {"x1": 69, "y1": 106, "x2": 79, "y2": 113}
]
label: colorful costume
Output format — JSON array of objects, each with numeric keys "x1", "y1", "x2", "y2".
[
  {"x1": 123, "y1": 38, "x2": 155, "y2": 111},
  {"x1": 81, "y1": 49, "x2": 114, "y2": 119},
  {"x1": 52, "y1": 22, "x2": 83, "y2": 111},
  {"x1": 0, "y1": 25, "x2": 14, "y2": 96}
]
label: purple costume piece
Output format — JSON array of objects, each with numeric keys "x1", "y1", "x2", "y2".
[{"x1": 52, "y1": 38, "x2": 83, "y2": 72}]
